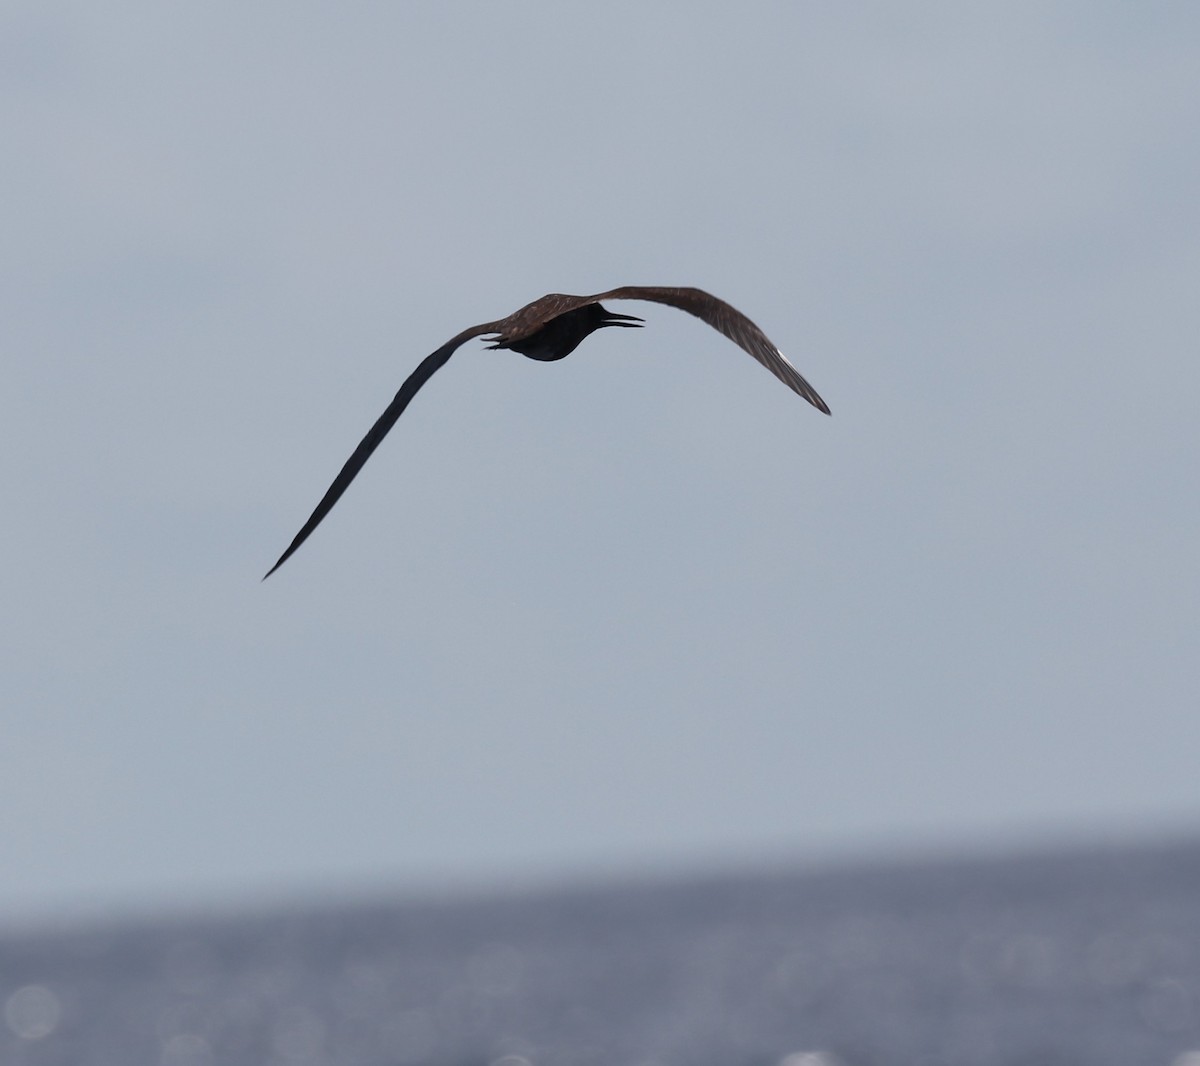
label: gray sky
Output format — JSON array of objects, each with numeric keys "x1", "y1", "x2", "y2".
[{"x1": 3, "y1": 2, "x2": 1198, "y2": 925}]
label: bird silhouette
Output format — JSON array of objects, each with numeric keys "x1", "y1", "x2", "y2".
[{"x1": 264, "y1": 286, "x2": 830, "y2": 578}]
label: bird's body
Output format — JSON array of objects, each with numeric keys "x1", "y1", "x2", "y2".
[
  {"x1": 265, "y1": 286, "x2": 829, "y2": 578},
  {"x1": 488, "y1": 301, "x2": 643, "y2": 361}
]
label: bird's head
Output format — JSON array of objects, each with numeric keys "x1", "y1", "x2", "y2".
[{"x1": 593, "y1": 303, "x2": 644, "y2": 330}]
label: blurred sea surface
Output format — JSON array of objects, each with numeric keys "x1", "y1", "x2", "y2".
[{"x1": 3, "y1": 838, "x2": 1200, "y2": 1066}]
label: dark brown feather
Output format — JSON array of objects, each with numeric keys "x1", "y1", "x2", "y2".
[
  {"x1": 524, "y1": 286, "x2": 830, "y2": 414},
  {"x1": 262, "y1": 324, "x2": 494, "y2": 579},
  {"x1": 265, "y1": 287, "x2": 828, "y2": 577}
]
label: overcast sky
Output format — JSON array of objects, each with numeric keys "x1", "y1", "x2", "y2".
[{"x1": 3, "y1": 2, "x2": 1198, "y2": 926}]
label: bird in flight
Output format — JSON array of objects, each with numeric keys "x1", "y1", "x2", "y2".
[{"x1": 264, "y1": 286, "x2": 830, "y2": 578}]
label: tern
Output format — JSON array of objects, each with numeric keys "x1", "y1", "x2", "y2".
[{"x1": 265, "y1": 286, "x2": 829, "y2": 578}]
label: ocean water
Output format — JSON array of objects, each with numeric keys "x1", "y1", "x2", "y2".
[{"x1": 2, "y1": 839, "x2": 1200, "y2": 1066}]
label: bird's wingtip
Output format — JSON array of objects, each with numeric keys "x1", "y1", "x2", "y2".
[{"x1": 805, "y1": 391, "x2": 832, "y2": 416}]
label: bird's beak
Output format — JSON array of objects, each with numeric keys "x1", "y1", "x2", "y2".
[{"x1": 602, "y1": 311, "x2": 644, "y2": 328}]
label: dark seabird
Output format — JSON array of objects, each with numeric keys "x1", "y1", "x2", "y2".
[{"x1": 265, "y1": 286, "x2": 830, "y2": 578}]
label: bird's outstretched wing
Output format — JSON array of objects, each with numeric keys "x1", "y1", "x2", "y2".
[
  {"x1": 588, "y1": 286, "x2": 830, "y2": 415},
  {"x1": 263, "y1": 323, "x2": 495, "y2": 579}
]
